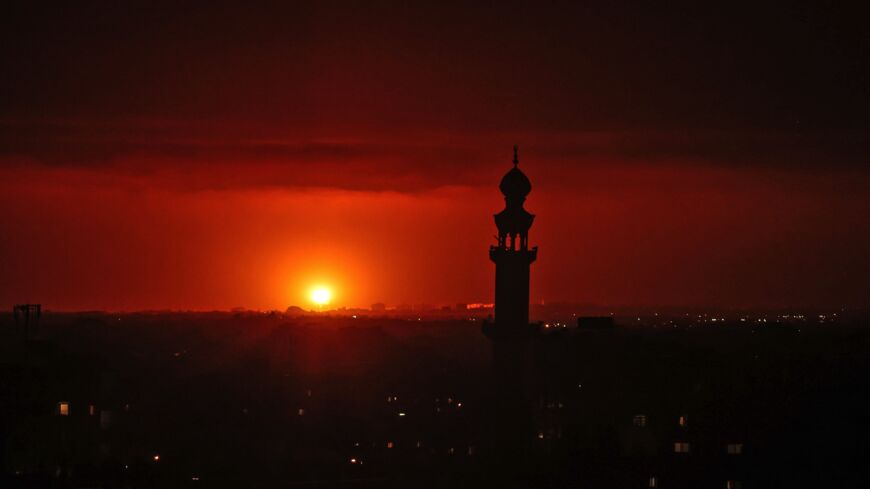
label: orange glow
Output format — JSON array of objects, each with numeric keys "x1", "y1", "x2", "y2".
[
  {"x1": 310, "y1": 286, "x2": 332, "y2": 307},
  {"x1": 1, "y1": 152, "x2": 868, "y2": 311}
]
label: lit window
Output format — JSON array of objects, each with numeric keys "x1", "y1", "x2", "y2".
[
  {"x1": 468, "y1": 446, "x2": 477, "y2": 456},
  {"x1": 649, "y1": 476, "x2": 658, "y2": 488},
  {"x1": 89, "y1": 404, "x2": 96, "y2": 416},
  {"x1": 674, "y1": 442, "x2": 690, "y2": 453},
  {"x1": 447, "y1": 447, "x2": 455, "y2": 455},
  {"x1": 726, "y1": 443, "x2": 743, "y2": 455},
  {"x1": 58, "y1": 402, "x2": 69, "y2": 416},
  {"x1": 678, "y1": 415, "x2": 687, "y2": 427},
  {"x1": 297, "y1": 408, "x2": 305, "y2": 416},
  {"x1": 633, "y1": 415, "x2": 647, "y2": 427},
  {"x1": 386, "y1": 441, "x2": 394, "y2": 449}
]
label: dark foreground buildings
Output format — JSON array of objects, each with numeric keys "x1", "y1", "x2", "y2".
[
  {"x1": 3, "y1": 312, "x2": 870, "y2": 488},
  {"x1": 2, "y1": 150, "x2": 870, "y2": 488}
]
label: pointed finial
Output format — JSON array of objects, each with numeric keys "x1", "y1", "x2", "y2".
[{"x1": 513, "y1": 145, "x2": 519, "y2": 167}]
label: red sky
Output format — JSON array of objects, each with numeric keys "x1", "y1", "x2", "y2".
[{"x1": 1, "y1": 2, "x2": 869, "y2": 310}]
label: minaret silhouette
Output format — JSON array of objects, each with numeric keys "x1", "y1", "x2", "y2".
[
  {"x1": 481, "y1": 146, "x2": 538, "y2": 472},
  {"x1": 488, "y1": 145, "x2": 537, "y2": 330}
]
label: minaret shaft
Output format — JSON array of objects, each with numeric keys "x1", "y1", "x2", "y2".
[{"x1": 490, "y1": 246, "x2": 536, "y2": 328}]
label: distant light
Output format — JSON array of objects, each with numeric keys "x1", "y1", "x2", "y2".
[
  {"x1": 153, "y1": 455, "x2": 160, "y2": 462},
  {"x1": 297, "y1": 408, "x2": 305, "y2": 416},
  {"x1": 58, "y1": 402, "x2": 69, "y2": 416},
  {"x1": 349, "y1": 458, "x2": 358, "y2": 464},
  {"x1": 310, "y1": 287, "x2": 332, "y2": 306},
  {"x1": 457, "y1": 402, "x2": 462, "y2": 408},
  {"x1": 387, "y1": 441, "x2": 394, "y2": 449},
  {"x1": 398, "y1": 412, "x2": 406, "y2": 417},
  {"x1": 192, "y1": 476, "x2": 200, "y2": 481}
]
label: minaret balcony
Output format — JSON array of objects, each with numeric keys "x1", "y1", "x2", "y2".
[{"x1": 489, "y1": 245, "x2": 538, "y2": 263}]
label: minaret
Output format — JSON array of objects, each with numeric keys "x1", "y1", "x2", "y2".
[
  {"x1": 488, "y1": 145, "x2": 537, "y2": 333},
  {"x1": 481, "y1": 146, "x2": 538, "y2": 465}
]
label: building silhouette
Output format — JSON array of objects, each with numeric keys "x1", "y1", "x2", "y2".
[
  {"x1": 488, "y1": 145, "x2": 537, "y2": 331},
  {"x1": 481, "y1": 146, "x2": 539, "y2": 475}
]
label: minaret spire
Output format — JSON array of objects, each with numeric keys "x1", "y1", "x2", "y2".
[{"x1": 513, "y1": 145, "x2": 519, "y2": 167}]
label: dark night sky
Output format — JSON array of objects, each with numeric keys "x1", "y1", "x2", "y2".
[{"x1": 1, "y1": 1, "x2": 869, "y2": 310}]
